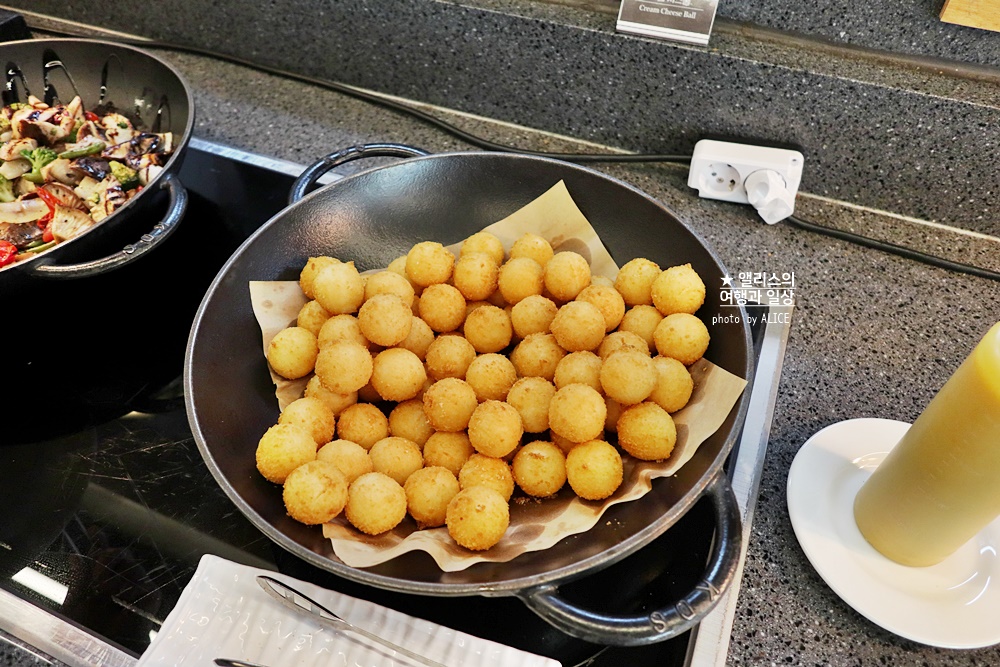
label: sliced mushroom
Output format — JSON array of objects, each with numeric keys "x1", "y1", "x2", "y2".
[
  {"x1": 0, "y1": 138, "x2": 38, "y2": 161},
  {"x1": 138, "y1": 164, "x2": 164, "y2": 186},
  {"x1": 0, "y1": 221, "x2": 43, "y2": 249},
  {"x1": 40, "y1": 159, "x2": 84, "y2": 187},
  {"x1": 0, "y1": 158, "x2": 30, "y2": 180},
  {"x1": 0, "y1": 197, "x2": 48, "y2": 223},
  {"x1": 48, "y1": 205, "x2": 95, "y2": 242},
  {"x1": 39, "y1": 183, "x2": 86, "y2": 210}
]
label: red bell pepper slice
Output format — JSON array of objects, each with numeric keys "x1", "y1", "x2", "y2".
[{"x1": 0, "y1": 240, "x2": 17, "y2": 267}]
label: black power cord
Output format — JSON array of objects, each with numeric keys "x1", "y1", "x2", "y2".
[{"x1": 27, "y1": 20, "x2": 1000, "y2": 283}]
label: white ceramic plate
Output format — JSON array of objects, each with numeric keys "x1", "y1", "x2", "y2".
[
  {"x1": 137, "y1": 554, "x2": 559, "y2": 667},
  {"x1": 787, "y1": 418, "x2": 1000, "y2": 649}
]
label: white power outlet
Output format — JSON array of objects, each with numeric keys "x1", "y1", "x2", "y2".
[{"x1": 687, "y1": 139, "x2": 804, "y2": 224}]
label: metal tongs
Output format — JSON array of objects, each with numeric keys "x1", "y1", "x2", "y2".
[{"x1": 218, "y1": 575, "x2": 449, "y2": 667}]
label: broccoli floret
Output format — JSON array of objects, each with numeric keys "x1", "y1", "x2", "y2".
[
  {"x1": 0, "y1": 174, "x2": 14, "y2": 203},
  {"x1": 109, "y1": 161, "x2": 139, "y2": 190},
  {"x1": 20, "y1": 147, "x2": 58, "y2": 184}
]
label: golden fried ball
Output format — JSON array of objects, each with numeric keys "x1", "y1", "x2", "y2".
[
  {"x1": 315, "y1": 342, "x2": 373, "y2": 394},
  {"x1": 453, "y1": 252, "x2": 500, "y2": 302},
  {"x1": 313, "y1": 261, "x2": 365, "y2": 315},
  {"x1": 604, "y1": 396, "x2": 623, "y2": 433},
  {"x1": 336, "y1": 403, "x2": 389, "y2": 450},
  {"x1": 370, "y1": 348, "x2": 427, "y2": 402},
  {"x1": 345, "y1": 472, "x2": 407, "y2": 535},
  {"x1": 364, "y1": 270, "x2": 416, "y2": 307},
  {"x1": 425, "y1": 334, "x2": 477, "y2": 380},
  {"x1": 510, "y1": 294, "x2": 558, "y2": 338},
  {"x1": 576, "y1": 284, "x2": 626, "y2": 333},
  {"x1": 423, "y1": 432, "x2": 475, "y2": 476},
  {"x1": 497, "y1": 257, "x2": 544, "y2": 305},
  {"x1": 304, "y1": 376, "x2": 358, "y2": 416},
  {"x1": 388, "y1": 399, "x2": 434, "y2": 447},
  {"x1": 510, "y1": 333, "x2": 566, "y2": 381},
  {"x1": 465, "y1": 353, "x2": 518, "y2": 402},
  {"x1": 282, "y1": 460, "x2": 349, "y2": 525},
  {"x1": 550, "y1": 301, "x2": 605, "y2": 352},
  {"x1": 299, "y1": 256, "x2": 340, "y2": 299},
  {"x1": 653, "y1": 313, "x2": 710, "y2": 365},
  {"x1": 590, "y1": 274, "x2": 615, "y2": 288},
  {"x1": 446, "y1": 486, "x2": 510, "y2": 551},
  {"x1": 256, "y1": 423, "x2": 317, "y2": 484},
  {"x1": 649, "y1": 356, "x2": 695, "y2": 413},
  {"x1": 397, "y1": 316, "x2": 435, "y2": 360},
  {"x1": 458, "y1": 454, "x2": 515, "y2": 501},
  {"x1": 614, "y1": 258, "x2": 661, "y2": 306},
  {"x1": 296, "y1": 300, "x2": 331, "y2": 337},
  {"x1": 406, "y1": 241, "x2": 455, "y2": 288},
  {"x1": 369, "y1": 436, "x2": 423, "y2": 485},
  {"x1": 651, "y1": 263, "x2": 706, "y2": 316},
  {"x1": 543, "y1": 251, "x2": 591, "y2": 301},
  {"x1": 422, "y1": 378, "x2": 479, "y2": 432},
  {"x1": 279, "y1": 396, "x2": 336, "y2": 446},
  {"x1": 553, "y1": 351, "x2": 603, "y2": 392},
  {"x1": 461, "y1": 231, "x2": 505, "y2": 266},
  {"x1": 551, "y1": 431, "x2": 581, "y2": 455},
  {"x1": 512, "y1": 441, "x2": 567, "y2": 498},
  {"x1": 463, "y1": 304, "x2": 513, "y2": 353},
  {"x1": 505, "y1": 376, "x2": 557, "y2": 433},
  {"x1": 316, "y1": 439, "x2": 374, "y2": 483},
  {"x1": 566, "y1": 440, "x2": 623, "y2": 500},
  {"x1": 318, "y1": 314, "x2": 369, "y2": 349},
  {"x1": 509, "y1": 232, "x2": 554, "y2": 267},
  {"x1": 597, "y1": 330, "x2": 650, "y2": 360},
  {"x1": 267, "y1": 326, "x2": 318, "y2": 380},
  {"x1": 619, "y1": 305, "x2": 663, "y2": 353},
  {"x1": 418, "y1": 283, "x2": 467, "y2": 333},
  {"x1": 467, "y1": 400, "x2": 523, "y2": 458},
  {"x1": 548, "y1": 384, "x2": 607, "y2": 443},
  {"x1": 358, "y1": 294, "x2": 413, "y2": 347},
  {"x1": 600, "y1": 349, "x2": 658, "y2": 405},
  {"x1": 387, "y1": 254, "x2": 409, "y2": 278},
  {"x1": 405, "y1": 466, "x2": 461, "y2": 529},
  {"x1": 617, "y1": 402, "x2": 677, "y2": 461}
]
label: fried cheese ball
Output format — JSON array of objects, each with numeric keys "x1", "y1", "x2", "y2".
[
  {"x1": 256, "y1": 423, "x2": 317, "y2": 484},
  {"x1": 505, "y1": 376, "x2": 557, "y2": 433},
  {"x1": 551, "y1": 431, "x2": 581, "y2": 455},
  {"x1": 317, "y1": 314, "x2": 369, "y2": 349},
  {"x1": 459, "y1": 454, "x2": 515, "y2": 501},
  {"x1": 512, "y1": 441, "x2": 567, "y2": 498},
  {"x1": 576, "y1": 284, "x2": 626, "y2": 333},
  {"x1": 550, "y1": 301, "x2": 605, "y2": 352},
  {"x1": 604, "y1": 396, "x2": 623, "y2": 433},
  {"x1": 358, "y1": 294, "x2": 413, "y2": 347},
  {"x1": 617, "y1": 402, "x2": 677, "y2": 461},
  {"x1": 418, "y1": 283, "x2": 467, "y2": 333},
  {"x1": 653, "y1": 313, "x2": 710, "y2": 366},
  {"x1": 510, "y1": 333, "x2": 565, "y2": 381},
  {"x1": 364, "y1": 270, "x2": 416, "y2": 308},
  {"x1": 651, "y1": 263, "x2": 706, "y2": 316},
  {"x1": 315, "y1": 342, "x2": 373, "y2": 394},
  {"x1": 405, "y1": 466, "x2": 461, "y2": 528},
  {"x1": 278, "y1": 396, "x2": 336, "y2": 446},
  {"x1": 452, "y1": 252, "x2": 500, "y2": 302},
  {"x1": 346, "y1": 472, "x2": 407, "y2": 535},
  {"x1": 461, "y1": 231, "x2": 505, "y2": 266},
  {"x1": 296, "y1": 300, "x2": 331, "y2": 337},
  {"x1": 618, "y1": 305, "x2": 663, "y2": 353},
  {"x1": 597, "y1": 330, "x2": 650, "y2": 360},
  {"x1": 510, "y1": 294, "x2": 558, "y2": 338},
  {"x1": 509, "y1": 232, "x2": 554, "y2": 267},
  {"x1": 465, "y1": 353, "x2": 518, "y2": 402},
  {"x1": 369, "y1": 436, "x2": 424, "y2": 485},
  {"x1": 304, "y1": 375, "x2": 358, "y2": 416},
  {"x1": 313, "y1": 261, "x2": 365, "y2": 314},
  {"x1": 590, "y1": 274, "x2": 615, "y2": 288},
  {"x1": 425, "y1": 334, "x2": 477, "y2": 380},
  {"x1": 446, "y1": 486, "x2": 510, "y2": 551},
  {"x1": 649, "y1": 356, "x2": 695, "y2": 413},
  {"x1": 497, "y1": 257, "x2": 544, "y2": 305},
  {"x1": 468, "y1": 400, "x2": 523, "y2": 458},
  {"x1": 397, "y1": 316, "x2": 435, "y2": 360},
  {"x1": 548, "y1": 384, "x2": 606, "y2": 443},
  {"x1": 300, "y1": 256, "x2": 340, "y2": 299},
  {"x1": 422, "y1": 378, "x2": 479, "y2": 432},
  {"x1": 282, "y1": 460, "x2": 349, "y2": 525},
  {"x1": 388, "y1": 399, "x2": 434, "y2": 447},
  {"x1": 423, "y1": 432, "x2": 475, "y2": 476},
  {"x1": 386, "y1": 254, "x2": 409, "y2": 278},
  {"x1": 614, "y1": 257, "x2": 660, "y2": 306},
  {"x1": 463, "y1": 304, "x2": 513, "y2": 353},
  {"x1": 316, "y1": 439, "x2": 374, "y2": 483},
  {"x1": 600, "y1": 349, "x2": 657, "y2": 405},
  {"x1": 543, "y1": 251, "x2": 591, "y2": 301},
  {"x1": 406, "y1": 241, "x2": 455, "y2": 287},
  {"x1": 566, "y1": 440, "x2": 623, "y2": 500},
  {"x1": 371, "y1": 348, "x2": 427, "y2": 401},
  {"x1": 553, "y1": 351, "x2": 603, "y2": 392},
  {"x1": 336, "y1": 403, "x2": 389, "y2": 450},
  {"x1": 267, "y1": 326, "x2": 318, "y2": 380}
]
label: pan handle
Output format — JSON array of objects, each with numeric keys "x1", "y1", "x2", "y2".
[
  {"x1": 519, "y1": 473, "x2": 742, "y2": 646},
  {"x1": 29, "y1": 173, "x2": 188, "y2": 280},
  {"x1": 289, "y1": 143, "x2": 430, "y2": 204}
]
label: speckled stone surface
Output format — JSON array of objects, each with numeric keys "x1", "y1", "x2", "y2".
[{"x1": 7, "y1": 1, "x2": 1000, "y2": 237}]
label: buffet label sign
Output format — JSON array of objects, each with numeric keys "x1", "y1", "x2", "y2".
[{"x1": 616, "y1": 0, "x2": 719, "y2": 46}]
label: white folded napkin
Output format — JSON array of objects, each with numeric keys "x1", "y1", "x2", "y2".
[{"x1": 138, "y1": 554, "x2": 559, "y2": 667}]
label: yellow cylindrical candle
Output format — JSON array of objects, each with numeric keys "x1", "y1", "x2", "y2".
[{"x1": 853, "y1": 321, "x2": 1000, "y2": 567}]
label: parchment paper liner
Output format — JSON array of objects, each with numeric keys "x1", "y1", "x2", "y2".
[{"x1": 249, "y1": 181, "x2": 747, "y2": 573}]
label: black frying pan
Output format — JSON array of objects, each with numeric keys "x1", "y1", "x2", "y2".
[{"x1": 185, "y1": 145, "x2": 754, "y2": 645}]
